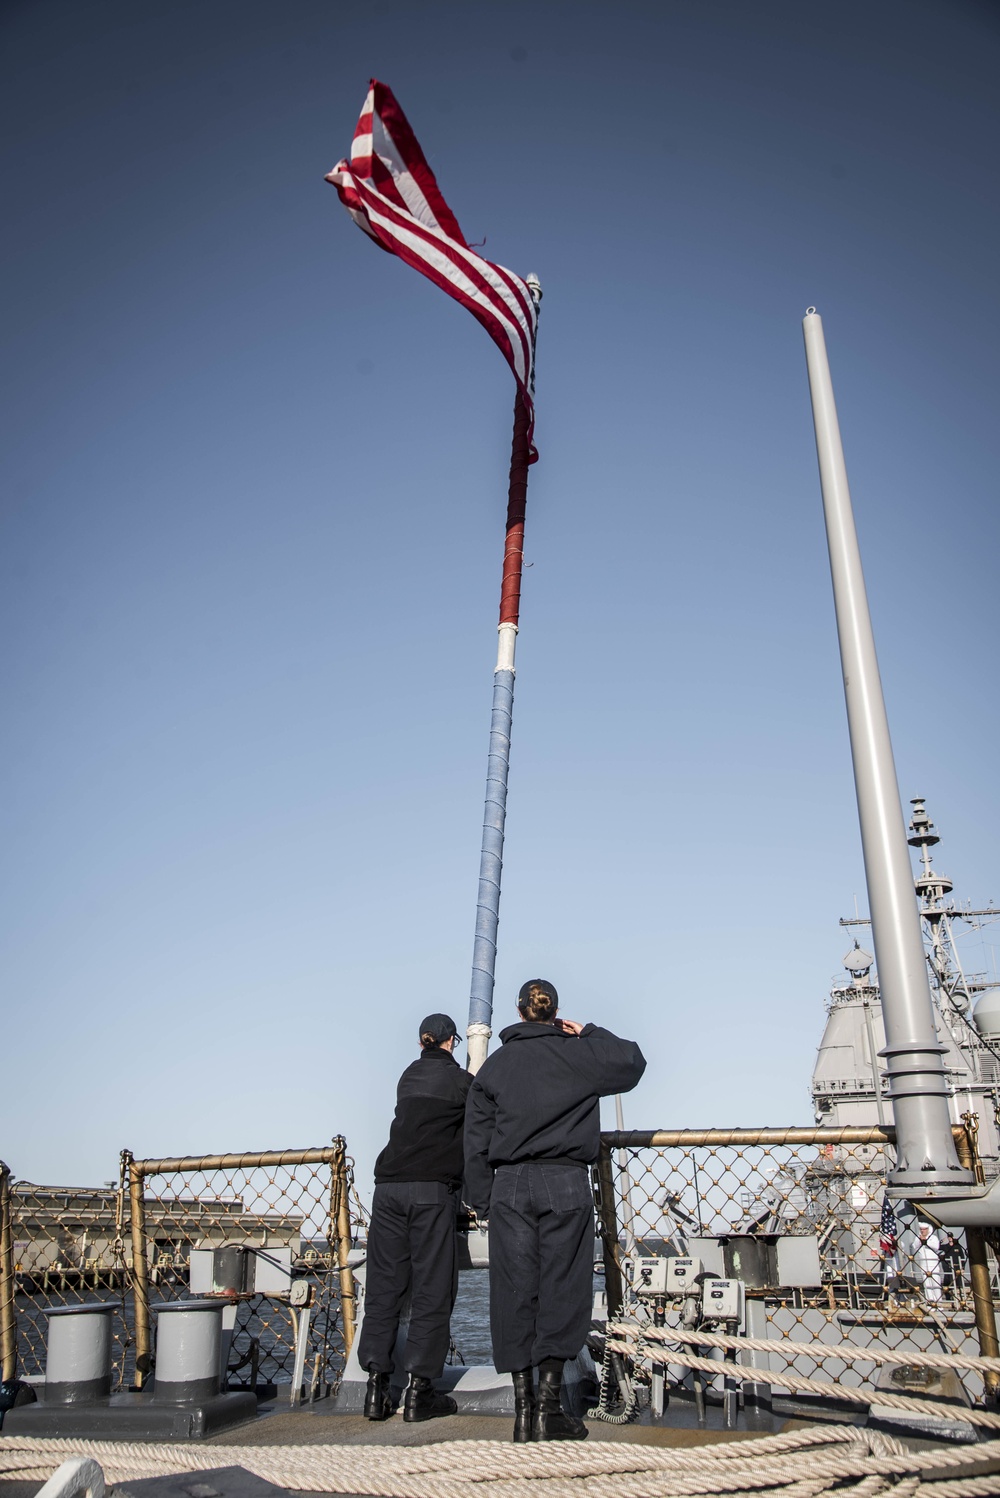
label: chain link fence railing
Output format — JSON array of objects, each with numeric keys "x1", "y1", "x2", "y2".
[
  {"x1": 592, "y1": 1124, "x2": 1000, "y2": 1407},
  {"x1": 0, "y1": 1141, "x2": 357, "y2": 1401},
  {"x1": 128, "y1": 1142, "x2": 356, "y2": 1400},
  {"x1": 1, "y1": 1169, "x2": 133, "y2": 1388},
  {"x1": 8, "y1": 1123, "x2": 1000, "y2": 1420}
]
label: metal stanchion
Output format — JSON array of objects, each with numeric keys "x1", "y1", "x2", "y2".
[
  {"x1": 0, "y1": 1162, "x2": 18, "y2": 1387},
  {"x1": 332, "y1": 1140, "x2": 357, "y2": 1354},
  {"x1": 650, "y1": 1297, "x2": 666, "y2": 1417},
  {"x1": 954, "y1": 1121, "x2": 1000, "y2": 1398},
  {"x1": 126, "y1": 1155, "x2": 151, "y2": 1390},
  {"x1": 594, "y1": 1143, "x2": 626, "y2": 1319}
]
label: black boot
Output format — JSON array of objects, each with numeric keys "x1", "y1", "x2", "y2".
[
  {"x1": 403, "y1": 1374, "x2": 458, "y2": 1423},
  {"x1": 533, "y1": 1364, "x2": 588, "y2": 1442},
  {"x1": 512, "y1": 1368, "x2": 535, "y2": 1443},
  {"x1": 364, "y1": 1369, "x2": 393, "y2": 1421}
]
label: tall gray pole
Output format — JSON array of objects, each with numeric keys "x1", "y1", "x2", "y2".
[{"x1": 802, "y1": 309, "x2": 970, "y2": 1192}]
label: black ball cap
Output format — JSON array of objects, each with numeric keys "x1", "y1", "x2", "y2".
[{"x1": 420, "y1": 1013, "x2": 458, "y2": 1044}]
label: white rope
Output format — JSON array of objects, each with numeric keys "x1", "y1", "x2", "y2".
[
  {"x1": 0, "y1": 1426, "x2": 878, "y2": 1482},
  {"x1": 607, "y1": 1337, "x2": 997, "y2": 1431},
  {"x1": 0, "y1": 1433, "x2": 996, "y2": 1498}
]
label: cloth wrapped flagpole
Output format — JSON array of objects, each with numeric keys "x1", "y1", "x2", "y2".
[
  {"x1": 326, "y1": 79, "x2": 538, "y2": 458},
  {"x1": 328, "y1": 81, "x2": 541, "y2": 1073}
]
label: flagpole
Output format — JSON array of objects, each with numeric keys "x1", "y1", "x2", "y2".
[{"x1": 466, "y1": 276, "x2": 541, "y2": 1074}]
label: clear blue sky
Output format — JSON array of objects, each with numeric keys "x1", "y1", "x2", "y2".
[{"x1": 2, "y1": 0, "x2": 998, "y2": 1194}]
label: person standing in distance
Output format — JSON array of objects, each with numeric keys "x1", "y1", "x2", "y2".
[
  {"x1": 464, "y1": 980, "x2": 645, "y2": 1442},
  {"x1": 359, "y1": 1013, "x2": 471, "y2": 1422}
]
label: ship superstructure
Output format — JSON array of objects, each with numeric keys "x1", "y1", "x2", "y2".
[{"x1": 813, "y1": 798, "x2": 1000, "y2": 1171}]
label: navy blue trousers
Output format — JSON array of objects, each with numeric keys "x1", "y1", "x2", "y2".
[
  {"x1": 357, "y1": 1181, "x2": 459, "y2": 1380},
  {"x1": 488, "y1": 1161, "x2": 595, "y2": 1374}
]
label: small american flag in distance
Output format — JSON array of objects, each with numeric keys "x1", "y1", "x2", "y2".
[{"x1": 879, "y1": 1192, "x2": 899, "y2": 1256}]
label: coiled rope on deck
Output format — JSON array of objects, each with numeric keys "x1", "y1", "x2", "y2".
[{"x1": 1, "y1": 1431, "x2": 999, "y2": 1498}]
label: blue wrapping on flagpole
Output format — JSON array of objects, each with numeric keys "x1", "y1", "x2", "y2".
[{"x1": 468, "y1": 667, "x2": 515, "y2": 1030}]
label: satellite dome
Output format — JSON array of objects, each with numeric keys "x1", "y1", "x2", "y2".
[
  {"x1": 843, "y1": 944, "x2": 874, "y2": 977},
  {"x1": 972, "y1": 990, "x2": 1000, "y2": 1040}
]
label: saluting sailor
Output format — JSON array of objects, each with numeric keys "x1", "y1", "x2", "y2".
[{"x1": 465, "y1": 979, "x2": 646, "y2": 1442}]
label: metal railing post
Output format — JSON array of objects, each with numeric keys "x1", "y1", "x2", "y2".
[
  {"x1": 0, "y1": 1161, "x2": 17, "y2": 1384},
  {"x1": 127, "y1": 1154, "x2": 152, "y2": 1389},
  {"x1": 331, "y1": 1140, "x2": 356, "y2": 1354},
  {"x1": 594, "y1": 1141, "x2": 625, "y2": 1320},
  {"x1": 954, "y1": 1120, "x2": 1000, "y2": 1397}
]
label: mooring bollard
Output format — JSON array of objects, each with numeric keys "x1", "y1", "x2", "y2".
[
  {"x1": 152, "y1": 1300, "x2": 224, "y2": 1403},
  {"x1": 43, "y1": 1305, "x2": 115, "y2": 1404}
]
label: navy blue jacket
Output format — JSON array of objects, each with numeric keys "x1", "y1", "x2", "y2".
[
  {"x1": 374, "y1": 1048, "x2": 473, "y2": 1188},
  {"x1": 464, "y1": 1022, "x2": 646, "y2": 1214}
]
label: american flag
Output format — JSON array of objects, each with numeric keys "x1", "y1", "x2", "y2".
[
  {"x1": 879, "y1": 1192, "x2": 899, "y2": 1256},
  {"x1": 326, "y1": 80, "x2": 538, "y2": 458}
]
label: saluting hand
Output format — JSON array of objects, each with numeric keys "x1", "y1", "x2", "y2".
[{"x1": 553, "y1": 1018, "x2": 584, "y2": 1035}]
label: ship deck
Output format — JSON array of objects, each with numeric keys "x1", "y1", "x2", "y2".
[{"x1": 6, "y1": 1402, "x2": 1000, "y2": 1498}]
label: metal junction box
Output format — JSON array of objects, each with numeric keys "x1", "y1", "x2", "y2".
[
  {"x1": 665, "y1": 1256, "x2": 703, "y2": 1294},
  {"x1": 631, "y1": 1256, "x2": 669, "y2": 1296},
  {"x1": 701, "y1": 1277, "x2": 744, "y2": 1322}
]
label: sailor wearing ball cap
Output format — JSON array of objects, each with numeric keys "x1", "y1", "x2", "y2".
[{"x1": 358, "y1": 1013, "x2": 472, "y2": 1423}]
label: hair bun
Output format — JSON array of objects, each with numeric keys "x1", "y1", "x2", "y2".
[{"x1": 517, "y1": 978, "x2": 559, "y2": 1023}]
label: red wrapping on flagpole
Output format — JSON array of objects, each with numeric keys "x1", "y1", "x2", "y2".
[{"x1": 499, "y1": 395, "x2": 532, "y2": 627}]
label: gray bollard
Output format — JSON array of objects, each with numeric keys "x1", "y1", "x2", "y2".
[
  {"x1": 44, "y1": 1305, "x2": 115, "y2": 1404},
  {"x1": 152, "y1": 1301, "x2": 224, "y2": 1404}
]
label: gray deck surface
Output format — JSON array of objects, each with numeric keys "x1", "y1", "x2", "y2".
[{"x1": 203, "y1": 1406, "x2": 766, "y2": 1447}]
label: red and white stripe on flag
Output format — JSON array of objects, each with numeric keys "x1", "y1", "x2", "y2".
[{"x1": 326, "y1": 80, "x2": 538, "y2": 459}]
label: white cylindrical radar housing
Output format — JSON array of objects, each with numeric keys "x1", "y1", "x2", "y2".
[
  {"x1": 802, "y1": 308, "x2": 970, "y2": 1192},
  {"x1": 152, "y1": 1300, "x2": 224, "y2": 1404},
  {"x1": 44, "y1": 1304, "x2": 115, "y2": 1404}
]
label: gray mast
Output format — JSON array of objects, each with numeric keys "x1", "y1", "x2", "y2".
[{"x1": 802, "y1": 309, "x2": 970, "y2": 1193}]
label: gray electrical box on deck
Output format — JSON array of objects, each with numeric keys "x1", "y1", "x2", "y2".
[{"x1": 188, "y1": 1245, "x2": 293, "y2": 1297}]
